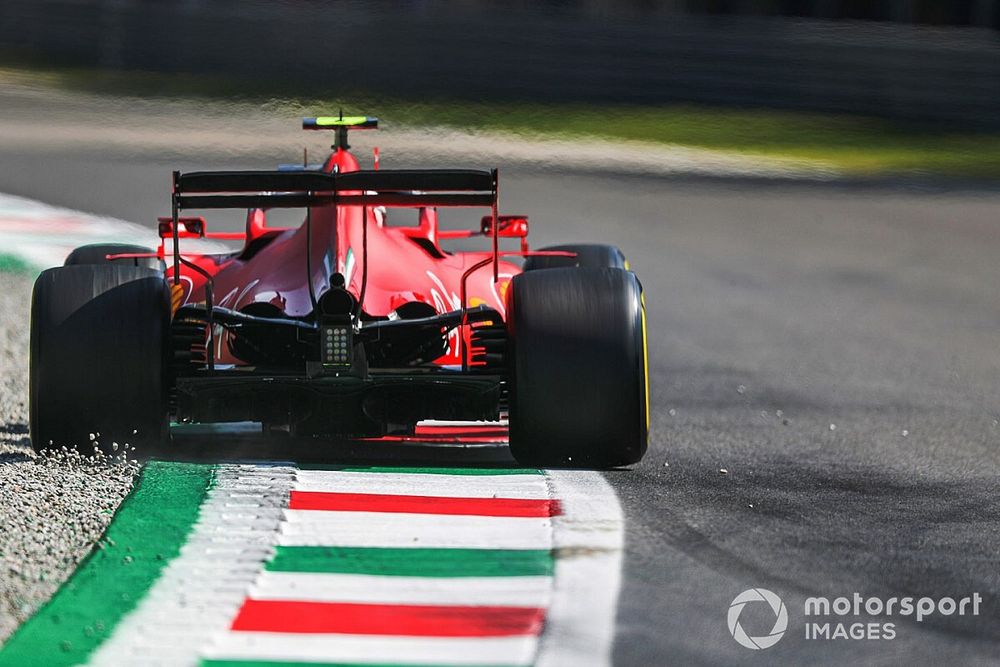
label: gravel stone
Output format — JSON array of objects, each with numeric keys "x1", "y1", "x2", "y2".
[{"x1": 0, "y1": 274, "x2": 139, "y2": 645}]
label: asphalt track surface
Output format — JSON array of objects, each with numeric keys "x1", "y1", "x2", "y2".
[{"x1": 2, "y1": 122, "x2": 1000, "y2": 664}]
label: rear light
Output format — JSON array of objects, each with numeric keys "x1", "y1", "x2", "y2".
[
  {"x1": 480, "y1": 215, "x2": 528, "y2": 238},
  {"x1": 321, "y1": 325, "x2": 353, "y2": 367}
]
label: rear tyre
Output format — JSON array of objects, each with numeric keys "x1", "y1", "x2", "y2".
[
  {"x1": 522, "y1": 243, "x2": 627, "y2": 272},
  {"x1": 65, "y1": 243, "x2": 165, "y2": 272},
  {"x1": 30, "y1": 265, "x2": 171, "y2": 456},
  {"x1": 507, "y1": 267, "x2": 649, "y2": 468}
]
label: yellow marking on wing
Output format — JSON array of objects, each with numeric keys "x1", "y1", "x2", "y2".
[{"x1": 315, "y1": 116, "x2": 373, "y2": 127}]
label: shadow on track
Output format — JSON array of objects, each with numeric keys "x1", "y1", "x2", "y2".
[{"x1": 163, "y1": 422, "x2": 521, "y2": 469}]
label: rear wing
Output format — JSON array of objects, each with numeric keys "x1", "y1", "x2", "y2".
[
  {"x1": 168, "y1": 167, "x2": 503, "y2": 286},
  {"x1": 172, "y1": 169, "x2": 497, "y2": 211}
]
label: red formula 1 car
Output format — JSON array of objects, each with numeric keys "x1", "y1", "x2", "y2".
[{"x1": 29, "y1": 117, "x2": 648, "y2": 467}]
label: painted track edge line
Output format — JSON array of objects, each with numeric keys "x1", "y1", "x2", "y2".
[{"x1": 535, "y1": 470, "x2": 625, "y2": 667}]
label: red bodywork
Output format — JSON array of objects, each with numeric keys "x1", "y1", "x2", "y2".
[{"x1": 163, "y1": 147, "x2": 523, "y2": 367}]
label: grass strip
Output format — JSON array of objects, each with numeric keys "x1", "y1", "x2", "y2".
[
  {"x1": 0, "y1": 461, "x2": 215, "y2": 666},
  {"x1": 3, "y1": 62, "x2": 1000, "y2": 179}
]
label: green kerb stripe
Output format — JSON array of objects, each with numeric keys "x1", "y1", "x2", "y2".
[
  {"x1": 0, "y1": 461, "x2": 215, "y2": 667},
  {"x1": 267, "y1": 546, "x2": 553, "y2": 577},
  {"x1": 299, "y1": 465, "x2": 542, "y2": 476},
  {"x1": 202, "y1": 661, "x2": 521, "y2": 667}
]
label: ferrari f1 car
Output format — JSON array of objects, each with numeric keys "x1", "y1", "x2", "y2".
[{"x1": 29, "y1": 116, "x2": 648, "y2": 467}]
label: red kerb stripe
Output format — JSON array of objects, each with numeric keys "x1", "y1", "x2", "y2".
[
  {"x1": 368, "y1": 424, "x2": 509, "y2": 443},
  {"x1": 370, "y1": 433, "x2": 507, "y2": 443},
  {"x1": 231, "y1": 600, "x2": 545, "y2": 637},
  {"x1": 288, "y1": 491, "x2": 561, "y2": 517}
]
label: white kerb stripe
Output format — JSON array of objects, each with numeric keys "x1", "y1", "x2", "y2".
[
  {"x1": 251, "y1": 571, "x2": 552, "y2": 607},
  {"x1": 280, "y1": 510, "x2": 553, "y2": 549},
  {"x1": 86, "y1": 464, "x2": 297, "y2": 667},
  {"x1": 294, "y1": 470, "x2": 549, "y2": 499},
  {"x1": 204, "y1": 632, "x2": 537, "y2": 666},
  {"x1": 535, "y1": 470, "x2": 625, "y2": 667}
]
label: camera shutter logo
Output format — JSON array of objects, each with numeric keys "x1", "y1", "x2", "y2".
[{"x1": 728, "y1": 588, "x2": 788, "y2": 649}]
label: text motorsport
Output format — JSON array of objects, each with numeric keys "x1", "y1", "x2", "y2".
[{"x1": 803, "y1": 592, "x2": 983, "y2": 640}]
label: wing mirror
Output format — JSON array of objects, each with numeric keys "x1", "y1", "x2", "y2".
[
  {"x1": 158, "y1": 216, "x2": 249, "y2": 242},
  {"x1": 158, "y1": 216, "x2": 206, "y2": 238},
  {"x1": 480, "y1": 215, "x2": 528, "y2": 238}
]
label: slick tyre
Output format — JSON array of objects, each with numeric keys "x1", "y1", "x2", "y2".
[
  {"x1": 65, "y1": 243, "x2": 166, "y2": 271},
  {"x1": 30, "y1": 265, "x2": 171, "y2": 456},
  {"x1": 522, "y1": 243, "x2": 627, "y2": 272},
  {"x1": 507, "y1": 267, "x2": 649, "y2": 468}
]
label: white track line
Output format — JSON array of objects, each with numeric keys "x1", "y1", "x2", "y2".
[
  {"x1": 250, "y1": 571, "x2": 552, "y2": 607},
  {"x1": 535, "y1": 471, "x2": 625, "y2": 667},
  {"x1": 87, "y1": 464, "x2": 296, "y2": 667},
  {"x1": 294, "y1": 470, "x2": 549, "y2": 498},
  {"x1": 279, "y1": 510, "x2": 553, "y2": 549},
  {"x1": 206, "y1": 632, "x2": 537, "y2": 665}
]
